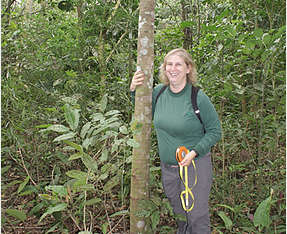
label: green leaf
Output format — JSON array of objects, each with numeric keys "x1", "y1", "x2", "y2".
[
  {"x1": 103, "y1": 175, "x2": 119, "y2": 192},
  {"x1": 63, "y1": 104, "x2": 80, "y2": 130},
  {"x1": 217, "y1": 211, "x2": 232, "y2": 230},
  {"x1": 1, "y1": 165, "x2": 11, "y2": 175},
  {"x1": 45, "y1": 185, "x2": 67, "y2": 197},
  {"x1": 100, "y1": 94, "x2": 108, "y2": 113},
  {"x1": 84, "y1": 198, "x2": 102, "y2": 206},
  {"x1": 45, "y1": 222, "x2": 61, "y2": 233},
  {"x1": 63, "y1": 140, "x2": 83, "y2": 152},
  {"x1": 91, "y1": 113, "x2": 105, "y2": 122},
  {"x1": 65, "y1": 70, "x2": 77, "y2": 78},
  {"x1": 5, "y1": 209, "x2": 27, "y2": 222},
  {"x1": 99, "y1": 172, "x2": 109, "y2": 181},
  {"x1": 127, "y1": 139, "x2": 140, "y2": 148},
  {"x1": 62, "y1": 97, "x2": 78, "y2": 105},
  {"x1": 71, "y1": 178, "x2": 86, "y2": 189},
  {"x1": 80, "y1": 122, "x2": 92, "y2": 139},
  {"x1": 100, "y1": 149, "x2": 108, "y2": 163},
  {"x1": 102, "y1": 222, "x2": 108, "y2": 234},
  {"x1": 47, "y1": 124, "x2": 70, "y2": 133},
  {"x1": 28, "y1": 202, "x2": 45, "y2": 216},
  {"x1": 110, "y1": 210, "x2": 128, "y2": 217},
  {"x1": 35, "y1": 124, "x2": 51, "y2": 129},
  {"x1": 17, "y1": 176, "x2": 30, "y2": 194},
  {"x1": 105, "y1": 110, "x2": 121, "y2": 116},
  {"x1": 75, "y1": 184, "x2": 95, "y2": 191},
  {"x1": 215, "y1": 204, "x2": 235, "y2": 213},
  {"x1": 39, "y1": 203, "x2": 67, "y2": 223},
  {"x1": 68, "y1": 152, "x2": 83, "y2": 161},
  {"x1": 253, "y1": 189, "x2": 273, "y2": 230},
  {"x1": 66, "y1": 170, "x2": 88, "y2": 180},
  {"x1": 39, "y1": 194, "x2": 54, "y2": 200},
  {"x1": 151, "y1": 210, "x2": 160, "y2": 230},
  {"x1": 82, "y1": 153, "x2": 98, "y2": 171},
  {"x1": 53, "y1": 79, "x2": 63, "y2": 87},
  {"x1": 53, "y1": 132, "x2": 76, "y2": 142},
  {"x1": 254, "y1": 28, "x2": 263, "y2": 39},
  {"x1": 82, "y1": 137, "x2": 93, "y2": 150},
  {"x1": 119, "y1": 126, "x2": 128, "y2": 134},
  {"x1": 262, "y1": 33, "x2": 272, "y2": 46}
]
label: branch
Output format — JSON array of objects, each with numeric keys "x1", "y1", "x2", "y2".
[
  {"x1": 108, "y1": 215, "x2": 125, "y2": 234},
  {"x1": 18, "y1": 148, "x2": 37, "y2": 186},
  {"x1": 107, "y1": 0, "x2": 121, "y2": 23},
  {"x1": 1, "y1": 0, "x2": 17, "y2": 18},
  {"x1": 103, "y1": 195, "x2": 113, "y2": 232},
  {"x1": 105, "y1": 30, "x2": 128, "y2": 63},
  {"x1": 11, "y1": 6, "x2": 54, "y2": 20}
]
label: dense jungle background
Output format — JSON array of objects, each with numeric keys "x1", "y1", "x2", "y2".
[{"x1": 1, "y1": 0, "x2": 286, "y2": 233}]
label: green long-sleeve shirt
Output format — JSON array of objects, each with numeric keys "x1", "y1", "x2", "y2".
[{"x1": 131, "y1": 82, "x2": 221, "y2": 165}]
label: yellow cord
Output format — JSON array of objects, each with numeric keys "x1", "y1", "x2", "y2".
[{"x1": 179, "y1": 160, "x2": 197, "y2": 212}]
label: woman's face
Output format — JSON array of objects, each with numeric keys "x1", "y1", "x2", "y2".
[{"x1": 165, "y1": 54, "x2": 190, "y2": 87}]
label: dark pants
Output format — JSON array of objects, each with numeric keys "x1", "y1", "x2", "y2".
[{"x1": 161, "y1": 153, "x2": 212, "y2": 234}]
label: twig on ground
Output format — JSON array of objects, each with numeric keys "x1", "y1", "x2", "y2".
[
  {"x1": 108, "y1": 215, "x2": 125, "y2": 234},
  {"x1": 18, "y1": 148, "x2": 37, "y2": 186}
]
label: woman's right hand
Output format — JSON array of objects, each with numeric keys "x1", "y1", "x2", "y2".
[{"x1": 130, "y1": 70, "x2": 145, "y2": 92}]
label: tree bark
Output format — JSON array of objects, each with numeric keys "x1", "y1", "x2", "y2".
[
  {"x1": 181, "y1": 0, "x2": 192, "y2": 50},
  {"x1": 130, "y1": 0, "x2": 155, "y2": 233}
]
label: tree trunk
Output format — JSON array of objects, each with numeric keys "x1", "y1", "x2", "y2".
[
  {"x1": 130, "y1": 0, "x2": 155, "y2": 232},
  {"x1": 181, "y1": 0, "x2": 192, "y2": 50}
]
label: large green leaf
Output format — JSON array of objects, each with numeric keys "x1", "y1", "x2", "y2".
[
  {"x1": 80, "y1": 122, "x2": 92, "y2": 139},
  {"x1": 45, "y1": 185, "x2": 67, "y2": 197},
  {"x1": 81, "y1": 153, "x2": 98, "y2": 171},
  {"x1": 151, "y1": 210, "x2": 160, "y2": 230},
  {"x1": 5, "y1": 209, "x2": 27, "y2": 222},
  {"x1": 84, "y1": 198, "x2": 102, "y2": 206},
  {"x1": 47, "y1": 124, "x2": 70, "y2": 133},
  {"x1": 253, "y1": 189, "x2": 273, "y2": 231},
  {"x1": 110, "y1": 210, "x2": 128, "y2": 217},
  {"x1": 39, "y1": 203, "x2": 67, "y2": 223},
  {"x1": 66, "y1": 170, "x2": 88, "y2": 180},
  {"x1": 63, "y1": 140, "x2": 83, "y2": 152},
  {"x1": 17, "y1": 176, "x2": 30, "y2": 194},
  {"x1": 53, "y1": 132, "x2": 76, "y2": 142},
  {"x1": 105, "y1": 110, "x2": 121, "y2": 116},
  {"x1": 103, "y1": 175, "x2": 119, "y2": 192},
  {"x1": 100, "y1": 148, "x2": 108, "y2": 163},
  {"x1": 68, "y1": 152, "x2": 83, "y2": 161},
  {"x1": 100, "y1": 94, "x2": 108, "y2": 113},
  {"x1": 63, "y1": 104, "x2": 80, "y2": 131},
  {"x1": 217, "y1": 211, "x2": 233, "y2": 230}
]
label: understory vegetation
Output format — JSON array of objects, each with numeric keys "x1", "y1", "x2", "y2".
[{"x1": 1, "y1": 0, "x2": 285, "y2": 233}]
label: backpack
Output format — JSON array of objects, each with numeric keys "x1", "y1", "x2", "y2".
[{"x1": 155, "y1": 85, "x2": 206, "y2": 133}]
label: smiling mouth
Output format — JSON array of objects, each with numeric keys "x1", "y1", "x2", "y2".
[{"x1": 169, "y1": 72, "x2": 178, "y2": 77}]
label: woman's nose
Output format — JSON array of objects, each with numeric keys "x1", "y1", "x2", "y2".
[{"x1": 171, "y1": 64, "x2": 177, "y2": 70}]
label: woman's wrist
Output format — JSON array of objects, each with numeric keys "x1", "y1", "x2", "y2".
[
  {"x1": 130, "y1": 84, "x2": 136, "y2": 92},
  {"x1": 190, "y1": 150, "x2": 198, "y2": 159}
]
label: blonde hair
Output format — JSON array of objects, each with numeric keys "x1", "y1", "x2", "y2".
[{"x1": 159, "y1": 48, "x2": 197, "y2": 85}]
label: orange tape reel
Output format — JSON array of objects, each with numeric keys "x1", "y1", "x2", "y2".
[{"x1": 176, "y1": 146, "x2": 189, "y2": 163}]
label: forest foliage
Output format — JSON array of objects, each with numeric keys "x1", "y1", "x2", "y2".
[{"x1": 1, "y1": 0, "x2": 286, "y2": 233}]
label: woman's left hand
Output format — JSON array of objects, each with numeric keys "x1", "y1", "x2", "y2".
[{"x1": 179, "y1": 150, "x2": 197, "y2": 167}]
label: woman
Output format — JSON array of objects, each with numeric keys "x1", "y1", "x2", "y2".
[{"x1": 130, "y1": 48, "x2": 221, "y2": 234}]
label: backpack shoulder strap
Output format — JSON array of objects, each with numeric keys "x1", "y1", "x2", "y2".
[
  {"x1": 191, "y1": 86, "x2": 206, "y2": 133},
  {"x1": 155, "y1": 85, "x2": 168, "y2": 106}
]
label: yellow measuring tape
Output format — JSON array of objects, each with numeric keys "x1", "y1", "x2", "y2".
[{"x1": 176, "y1": 146, "x2": 197, "y2": 212}]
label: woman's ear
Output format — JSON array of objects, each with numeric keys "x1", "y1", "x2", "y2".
[{"x1": 186, "y1": 64, "x2": 192, "y2": 74}]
